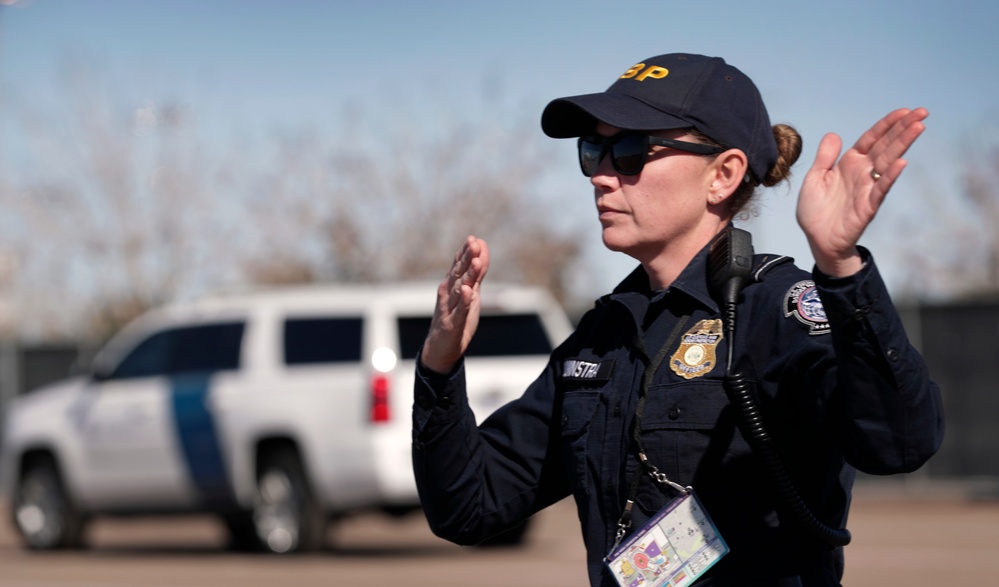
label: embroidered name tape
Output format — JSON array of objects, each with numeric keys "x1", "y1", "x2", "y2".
[
  {"x1": 562, "y1": 358, "x2": 615, "y2": 382},
  {"x1": 784, "y1": 280, "x2": 830, "y2": 335}
]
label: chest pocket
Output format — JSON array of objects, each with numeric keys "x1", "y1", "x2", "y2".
[
  {"x1": 633, "y1": 379, "x2": 752, "y2": 515},
  {"x1": 559, "y1": 389, "x2": 601, "y2": 497},
  {"x1": 557, "y1": 356, "x2": 613, "y2": 444},
  {"x1": 561, "y1": 390, "x2": 600, "y2": 436},
  {"x1": 642, "y1": 379, "x2": 731, "y2": 431}
]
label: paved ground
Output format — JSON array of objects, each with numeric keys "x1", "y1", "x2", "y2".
[{"x1": 1, "y1": 481, "x2": 998, "y2": 586}]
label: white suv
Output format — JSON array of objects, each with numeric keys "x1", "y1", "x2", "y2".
[{"x1": 0, "y1": 282, "x2": 573, "y2": 552}]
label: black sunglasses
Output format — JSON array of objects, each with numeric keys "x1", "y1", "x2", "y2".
[{"x1": 577, "y1": 132, "x2": 724, "y2": 177}]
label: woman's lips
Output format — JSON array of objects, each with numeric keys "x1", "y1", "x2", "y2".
[{"x1": 597, "y1": 205, "x2": 622, "y2": 222}]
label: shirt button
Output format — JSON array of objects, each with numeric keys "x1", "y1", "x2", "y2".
[
  {"x1": 437, "y1": 395, "x2": 453, "y2": 408},
  {"x1": 668, "y1": 407, "x2": 681, "y2": 420},
  {"x1": 416, "y1": 394, "x2": 433, "y2": 409},
  {"x1": 886, "y1": 348, "x2": 900, "y2": 361}
]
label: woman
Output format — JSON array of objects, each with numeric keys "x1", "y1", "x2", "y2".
[{"x1": 412, "y1": 53, "x2": 944, "y2": 586}]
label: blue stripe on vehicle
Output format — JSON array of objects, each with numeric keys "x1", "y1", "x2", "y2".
[{"x1": 170, "y1": 375, "x2": 236, "y2": 508}]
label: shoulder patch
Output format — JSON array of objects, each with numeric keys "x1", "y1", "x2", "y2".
[{"x1": 784, "y1": 280, "x2": 830, "y2": 335}]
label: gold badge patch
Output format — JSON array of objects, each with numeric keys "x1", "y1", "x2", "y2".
[{"x1": 670, "y1": 319, "x2": 724, "y2": 379}]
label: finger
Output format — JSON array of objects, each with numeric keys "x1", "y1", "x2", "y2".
[
  {"x1": 440, "y1": 236, "x2": 477, "y2": 312},
  {"x1": 853, "y1": 108, "x2": 912, "y2": 154},
  {"x1": 454, "y1": 237, "x2": 480, "y2": 299},
  {"x1": 876, "y1": 109, "x2": 927, "y2": 157},
  {"x1": 458, "y1": 238, "x2": 491, "y2": 309},
  {"x1": 808, "y1": 132, "x2": 844, "y2": 175},
  {"x1": 870, "y1": 157, "x2": 909, "y2": 205},
  {"x1": 450, "y1": 236, "x2": 489, "y2": 308},
  {"x1": 868, "y1": 109, "x2": 927, "y2": 198},
  {"x1": 469, "y1": 238, "x2": 490, "y2": 288},
  {"x1": 870, "y1": 109, "x2": 928, "y2": 174},
  {"x1": 458, "y1": 235, "x2": 479, "y2": 274}
]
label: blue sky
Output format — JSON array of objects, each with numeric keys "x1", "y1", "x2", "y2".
[{"x1": 2, "y1": 0, "x2": 997, "y2": 302}]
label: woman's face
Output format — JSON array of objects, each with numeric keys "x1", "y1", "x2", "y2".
[{"x1": 589, "y1": 123, "x2": 717, "y2": 264}]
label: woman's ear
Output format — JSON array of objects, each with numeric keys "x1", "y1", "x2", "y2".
[{"x1": 707, "y1": 149, "x2": 749, "y2": 205}]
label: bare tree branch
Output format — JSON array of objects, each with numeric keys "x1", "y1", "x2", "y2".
[{"x1": 1, "y1": 61, "x2": 587, "y2": 342}]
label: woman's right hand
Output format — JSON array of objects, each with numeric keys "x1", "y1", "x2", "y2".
[{"x1": 419, "y1": 236, "x2": 491, "y2": 375}]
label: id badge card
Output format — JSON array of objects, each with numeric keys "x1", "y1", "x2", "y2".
[{"x1": 605, "y1": 490, "x2": 728, "y2": 587}]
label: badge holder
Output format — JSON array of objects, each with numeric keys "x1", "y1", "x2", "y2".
[
  {"x1": 604, "y1": 314, "x2": 728, "y2": 587},
  {"x1": 604, "y1": 460, "x2": 728, "y2": 587}
]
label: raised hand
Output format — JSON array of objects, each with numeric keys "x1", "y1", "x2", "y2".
[
  {"x1": 419, "y1": 236, "x2": 491, "y2": 374},
  {"x1": 797, "y1": 107, "x2": 929, "y2": 277}
]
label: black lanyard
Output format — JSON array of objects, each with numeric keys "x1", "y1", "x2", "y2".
[{"x1": 609, "y1": 312, "x2": 691, "y2": 554}]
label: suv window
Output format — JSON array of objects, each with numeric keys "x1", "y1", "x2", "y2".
[
  {"x1": 284, "y1": 317, "x2": 363, "y2": 365},
  {"x1": 109, "y1": 322, "x2": 245, "y2": 380},
  {"x1": 396, "y1": 313, "x2": 553, "y2": 360}
]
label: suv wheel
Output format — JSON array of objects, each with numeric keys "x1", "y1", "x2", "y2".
[
  {"x1": 13, "y1": 456, "x2": 85, "y2": 549},
  {"x1": 251, "y1": 447, "x2": 324, "y2": 553}
]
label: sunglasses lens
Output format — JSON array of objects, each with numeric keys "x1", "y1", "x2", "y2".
[
  {"x1": 577, "y1": 134, "x2": 652, "y2": 177},
  {"x1": 578, "y1": 139, "x2": 604, "y2": 177},
  {"x1": 611, "y1": 134, "x2": 647, "y2": 176}
]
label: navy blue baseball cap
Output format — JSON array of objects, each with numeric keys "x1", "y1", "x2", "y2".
[{"x1": 541, "y1": 53, "x2": 778, "y2": 182}]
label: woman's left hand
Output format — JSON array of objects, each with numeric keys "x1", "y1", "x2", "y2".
[{"x1": 797, "y1": 107, "x2": 928, "y2": 277}]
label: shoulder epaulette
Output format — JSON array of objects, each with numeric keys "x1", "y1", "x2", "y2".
[{"x1": 751, "y1": 254, "x2": 793, "y2": 283}]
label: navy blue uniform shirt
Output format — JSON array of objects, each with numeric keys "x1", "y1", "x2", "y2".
[{"x1": 412, "y1": 246, "x2": 944, "y2": 586}]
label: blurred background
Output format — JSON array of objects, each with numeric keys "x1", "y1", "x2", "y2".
[{"x1": 0, "y1": 0, "x2": 997, "y2": 585}]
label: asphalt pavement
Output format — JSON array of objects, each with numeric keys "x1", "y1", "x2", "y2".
[{"x1": 1, "y1": 480, "x2": 998, "y2": 586}]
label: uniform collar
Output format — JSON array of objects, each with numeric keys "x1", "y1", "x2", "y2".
[{"x1": 605, "y1": 243, "x2": 721, "y2": 315}]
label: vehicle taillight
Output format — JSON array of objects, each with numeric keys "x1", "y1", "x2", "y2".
[{"x1": 370, "y1": 373, "x2": 391, "y2": 423}]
